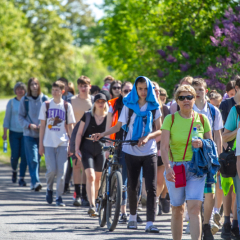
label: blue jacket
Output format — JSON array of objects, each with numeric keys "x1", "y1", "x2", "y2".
[{"x1": 189, "y1": 138, "x2": 220, "y2": 183}]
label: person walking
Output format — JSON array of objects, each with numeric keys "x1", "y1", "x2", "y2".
[
  {"x1": 71, "y1": 75, "x2": 93, "y2": 206},
  {"x1": 109, "y1": 80, "x2": 122, "y2": 99},
  {"x1": 192, "y1": 78, "x2": 223, "y2": 239},
  {"x1": 161, "y1": 85, "x2": 212, "y2": 240},
  {"x1": 39, "y1": 81, "x2": 75, "y2": 206},
  {"x1": 75, "y1": 93, "x2": 108, "y2": 216},
  {"x1": 2, "y1": 82, "x2": 27, "y2": 186},
  {"x1": 93, "y1": 76, "x2": 162, "y2": 233}
]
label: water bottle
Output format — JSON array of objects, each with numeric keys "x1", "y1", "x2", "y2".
[
  {"x1": 3, "y1": 140, "x2": 7, "y2": 153},
  {"x1": 192, "y1": 127, "x2": 199, "y2": 152}
]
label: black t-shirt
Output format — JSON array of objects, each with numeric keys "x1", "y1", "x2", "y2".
[
  {"x1": 219, "y1": 97, "x2": 236, "y2": 123},
  {"x1": 81, "y1": 112, "x2": 107, "y2": 138}
]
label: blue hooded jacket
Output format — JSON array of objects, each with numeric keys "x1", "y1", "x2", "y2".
[
  {"x1": 122, "y1": 76, "x2": 159, "y2": 141},
  {"x1": 189, "y1": 138, "x2": 220, "y2": 183}
]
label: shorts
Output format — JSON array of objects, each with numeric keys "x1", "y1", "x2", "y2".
[
  {"x1": 157, "y1": 156, "x2": 163, "y2": 166},
  {"x1": 204, "y1": 175, "x2": 216, "y2": 194},
  {"x1": 164, "y1": 161, "x2": 206, "y2": 207},
  {"x1": 81, "y1": 139, "x2": 105, "y2": 172}
]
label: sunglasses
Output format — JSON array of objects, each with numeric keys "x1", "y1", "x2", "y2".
[
  {"x1": 112, "y1": 86, "x2": 121, "y2": 90},
  {"x1": 178, "y1": 95, "x2": 194, "y2": 101},
  {"x1": 123, "y1": 89, "x2": 131, "y2": 94}
]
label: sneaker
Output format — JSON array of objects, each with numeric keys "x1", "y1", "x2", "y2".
[
  {"x1": 221, "y1": 222, "x2": 231, "y2": 240},
  {"x1": 82, "y1": 197, "x2": 90, "y2": 207},
  {"x1": 158, "y1": 203, "x2": 162, "y2": 216},
  {"x1": 119, "y1": 214, "x2": 128, "y2": 224},
  {"x1": 137, "y1": 203, "x2": 143, "y2": 211},
  {"x1": 213, "y1": 212, "x2": 221, "y2": 226},
  {"x1": 185, "y1": 222, "x2": 190, "y2": 234},
  {"x1": 127, "y1": 221, "x2": 137, "y2": 229},
  {"x1": 18, "y1": 178, "x2": 27, "y2": 187},
  {"x1": 210, "y1": 222, "x2": 219, "y2": 235},
  {"x1": 46, "y1": 189, "x2": 53, "y2": 204},
  {"x1": 160, "y1": 195, "x2": 170, "y2": 213},
  {"x1": 34, "y1": 182, "x2": 42, "y2": 192},
  {"x1": 202, "y1": 224, "x2": 214, "y2": 240},
  {"x1": 56, "y1": 197, "x2": 65, "y2": 207},
  {"x1": 88, "y1": 207, "x2": 99, "y2": 217},
  {"x1": 73, "y1": 196, "x2": 82, "y2": 206},
  {"x1": 12, "y1": 171, "x2": 17, "y2": 183},
  {"x1": 30, "y1": 183, "x2": 34, "y2": 191},
  {"x1": 231, "y1": 227, "x2": 240, "y2": 240},
  {"x1": 137, "y1": 214, "x2": 143, "y2": 224},
  {"x1": 63, "y1": 183, "x2": 70, "y2": 194}
]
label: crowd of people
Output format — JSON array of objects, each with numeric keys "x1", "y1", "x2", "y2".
[{"x1": 2, "y1": 74, "x2": 240, "y2": 239}]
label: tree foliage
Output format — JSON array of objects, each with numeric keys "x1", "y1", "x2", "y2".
[{"x1": 97, "y1": 0, "x2": 238, "y2": 93}]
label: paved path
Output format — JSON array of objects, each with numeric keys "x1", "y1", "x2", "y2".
[
  {"x1": 0, "y1": 163, "x2": 223, "y2": 240},
  {"x1": 0, "y1": 99, "x2": 9, "y2": 112}
]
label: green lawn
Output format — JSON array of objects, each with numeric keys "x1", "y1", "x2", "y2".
[{"x1": 0, "y1": 111, "x2": 46, "y2": 169}]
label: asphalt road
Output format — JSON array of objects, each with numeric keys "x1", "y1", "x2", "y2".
[{"x1": 0, "y1": 163, "x2": 224, "y2": 240}]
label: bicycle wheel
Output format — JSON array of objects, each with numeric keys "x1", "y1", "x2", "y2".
[
  {"x1": 98, "y1": 170, "x2": 107, "y2": 227},
  {"x1": 106, "y1": 171, "x2": 122, "y2": 231}
]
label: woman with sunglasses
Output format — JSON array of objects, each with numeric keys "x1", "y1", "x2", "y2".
[
  {"x1": 106, "y1": 81, "x2": 134, "y2": 223},
  {"x1": 109, "y1": 80, "x2": 122, "y2": 99},
  {"x1": 161, "y1": 85, "x2": 212, "y2": 240}
]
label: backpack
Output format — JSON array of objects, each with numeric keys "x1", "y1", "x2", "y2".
[
  {"x1": 69, "y1": 111, "x2": 91, "y2": 154},
  {"x1": 207, "y1": 103, "x2": 216, "y2": 130},
  {"x1": 24, "y1": 95, "x2": 48, "y2": 121},
  {"x1": 123, "y1": 108, "x2": 156, "y2": 139}
]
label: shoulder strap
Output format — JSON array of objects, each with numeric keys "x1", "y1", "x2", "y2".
[
  {"x1": 64, "y1": 101, "x2": 68, "y2": 124},
  {"x1": 123, "y1": 108, "x2": 134, "y2": 140},
  {"x1": 207, "y1": 103, "x2": 215, "y2": 125},
  {"x1": 45, "y1": 101, "x2": 50, "y2": 119},
  {"x1": 171, "y1": 114, "x2": 175, "y2": 128},
  {"x1": 82, "y1": 111, "x2": 91, "y2": 137},
  {"x1": 24, "y1": 96, "x2": 29, "y2": 117},
  {"x1": 199, "y1": 114, "x2": 205, "y2": 128}
]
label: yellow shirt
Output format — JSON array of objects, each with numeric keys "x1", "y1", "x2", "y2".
[{"x1": 161, "y1": 111, "x2": 211, "y2": 162}]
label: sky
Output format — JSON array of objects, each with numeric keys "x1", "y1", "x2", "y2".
[{"x1": 85, "y1": 0, "x2": 104, "y2": 20}]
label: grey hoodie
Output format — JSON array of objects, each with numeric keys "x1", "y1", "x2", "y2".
[{"x1": 18, "y1": 93, "x2": 49, "y2": 138}]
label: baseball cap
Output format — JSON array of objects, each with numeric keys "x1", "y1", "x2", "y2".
[{"x1": 94, "y1": 93, "x2": 107, "y2": 102}]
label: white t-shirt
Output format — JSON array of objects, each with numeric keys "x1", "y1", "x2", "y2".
[
  {"x1": 193, "y1": 102, "x2": 223, "y2": 131},
  {"x1": 118, "y1": 104, "x2": 161, "y2": 156},
  {"x1": 236, "y1": 128, "x2": 240, "y2": 156},
  {"x1": 39, "y1": 99, "x2": 76, "y2": 147},
  {"x1": 109, "y1": 106, "x2": 114, "y2": 114}
]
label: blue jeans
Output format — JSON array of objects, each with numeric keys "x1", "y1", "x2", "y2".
[
  {"x1": 233, "y1": 173, "x2": 240, "y2": 226},
  {"x1": 24, "y1": 136, "x2": 41, "y2": 186},
  {"x1": 119, "y1": 151, "x2": 143, "y2": 206},
  {"x1": 9, "y1": 131, "x2": 27, "y2": 178}
]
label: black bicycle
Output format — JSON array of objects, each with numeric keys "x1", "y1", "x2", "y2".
[{"x1": 96, "y1": 137, "x2": 138, "y2": 232}]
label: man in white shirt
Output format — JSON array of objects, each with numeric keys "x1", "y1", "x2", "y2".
[{"x1": 192, "y1": 78, "x2": 223, "y2": 240}]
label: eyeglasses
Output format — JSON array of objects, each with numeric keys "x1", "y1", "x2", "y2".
[
  {"x1": 178, "y1": 95, "x2": 194, "y2": 101},
  {"x1": 112, "y1": 86, "x2": 121, "y2": 90},
  {"x1": 123, "y1": 89, "x2": 131, "y2": 94}
]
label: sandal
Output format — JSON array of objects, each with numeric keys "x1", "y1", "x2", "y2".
[
  {"x1": 145, "y1": 225, "x2": 159, "y2": 233},
  {"x1": 127, "y1": 221, "x2": 137, "y2": 229}
]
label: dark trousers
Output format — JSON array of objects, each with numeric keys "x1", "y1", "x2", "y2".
[{"x1": 125, "y1": 153, "x2": 157, "y2": 222}]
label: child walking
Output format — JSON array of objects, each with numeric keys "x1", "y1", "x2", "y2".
[{"x1": 39, "y1": 81, "x2": 75, "y2": 206}]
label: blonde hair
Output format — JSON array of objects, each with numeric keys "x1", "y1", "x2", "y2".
[
  {"x1": 175, "y1": 85, "x2": 196, "y2": 101},
  {"x1": 90, "y1": 101, "x2": 109, "y2": 117},
  {"x1": 180, "y1": 76, "x2": 193, "y2": 85},
  {"x1": 68, "y1": 82, "x2": 75, "y2": 95},
  {"x1": 152, "y1": 81, "x2": 162, "y2": 108}
]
